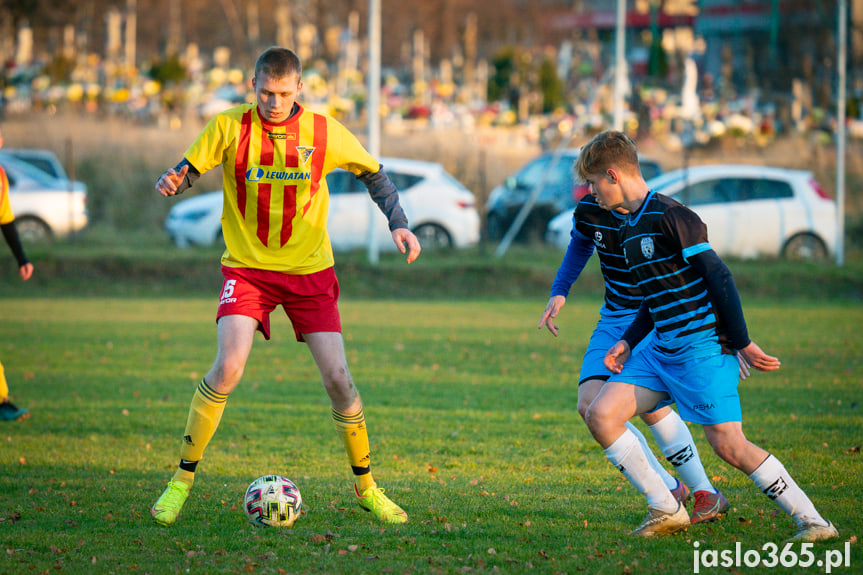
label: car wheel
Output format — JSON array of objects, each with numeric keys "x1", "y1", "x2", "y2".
[
  {"x1": 782, "y1": 233, "x2": 828, "y2": 261},
  {"x1": 413, "y1": 223, "x2": 452, "y2": 250},
  {"x1": 15, "y1": 217, "x2": 53, "y2": 243}
]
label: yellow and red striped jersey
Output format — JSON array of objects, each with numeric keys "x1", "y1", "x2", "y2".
[
  {"x1": 0, "y1": 167, "x2": 14, "y2": 225},
  {"x1": 184, "y1": 103, "x2": 379, "y2": 274}
]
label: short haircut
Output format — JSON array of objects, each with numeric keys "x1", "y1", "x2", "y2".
[
  {"x1": 254, "y1": 47, "x2": 302, "y2": 80},
  {"x1": 575, "y1": 130, "x2": 640, "y2": 181}
]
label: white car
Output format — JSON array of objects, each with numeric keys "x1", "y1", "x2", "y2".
[
  {"x1": 0, "y1": 151, "x2": 88, "y2": 242},
  {"x1": 164, "y1": 157, "x2": 480, "y2": 250},
  {"x1": 546, "y1": 164, "x2": 836, "y2": 261}
]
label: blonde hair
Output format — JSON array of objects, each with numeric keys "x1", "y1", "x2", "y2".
[{"x1": 575, "y1": 130, "x2": 640, "y2": 182}]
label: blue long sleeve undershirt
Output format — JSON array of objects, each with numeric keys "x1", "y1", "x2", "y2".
[{"x1": 550, "y1": 223, "x2": 595, "y2": 298}]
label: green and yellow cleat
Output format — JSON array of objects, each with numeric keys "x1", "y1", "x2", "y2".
[
  {"x1": 151, "y1": 479, "x2": 191, "y2": 526},
  {"x1": 355, "y1": 484, "x2": 408, "y2": 524}
]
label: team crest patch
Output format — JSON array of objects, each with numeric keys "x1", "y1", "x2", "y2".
[
  {"x1": 594, "y1": 231, "x2": 602, "y2": 243},
  {"x1": 641, "y1": 236, "x2": 655, "y2": 259},
  {"x1": 296, "y1": 146, "x2": 315, "y2": 167}
]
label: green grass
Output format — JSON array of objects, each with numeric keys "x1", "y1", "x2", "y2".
[
  {"x1": 2, "y1": 241, "x2": 863, "y2": 302},
  {"x1": 0, "y1": 298, "x2": 860, "y2": 574}
]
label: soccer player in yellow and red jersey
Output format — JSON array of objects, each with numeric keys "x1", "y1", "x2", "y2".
[
  {"x1": 151, "y1": 47, "x2": 420, "y2": 527},
  {"x1": 0, "y1": 125, "x2": 34, "y2": 422}
]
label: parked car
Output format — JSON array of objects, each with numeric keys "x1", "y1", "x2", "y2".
[
  {"x1": 0, "y1": 151, "x2": 88, "y2": 242},
  {"x1": 164, "y1": 157, "x2": 480, "y2": 250},
  {"x1": 2, "y1": 148, "x2": 73, "y2": 181},
  {"x1": 546, "y1": 164, "x2": 836, "y2": 261},
  {"x1": 485, "y1": 148, "x2": 662, "y2": 243}
]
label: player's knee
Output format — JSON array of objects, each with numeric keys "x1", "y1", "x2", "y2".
[
  {"x1": 576, "y1": 396, "x2": 591, "y2": 421},
  {"x1": 584, "y1": 401, "x2": 617, "y2": 437},
  {"x1": 319, "y1": 364, "x2": 353, "y2": 394},
  {"x1": 211, "y1": 357, "x2": 245, "y2": 388}
]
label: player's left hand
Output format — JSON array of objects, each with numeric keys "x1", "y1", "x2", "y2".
[
  {"x1": 391, "y1": 228, "x2": 421, "y2": 264},
  {"x1": 604, "y1": 340, "x2": 631, "y2": 374},
  {"x1": 738, "y1": 341, "x2": 781, "y2": 372},
  {"x1": 19, "y1": 262, "x2": 33, "y2": 281}
]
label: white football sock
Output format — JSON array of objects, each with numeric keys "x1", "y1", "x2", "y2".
[
  {"x1": 749, "y1": 454, "x2": 828, "y2": 527},
  {"x1": 604, "y1": 428, "x2": 678, "y2": 513},
  {"x1": 648, "y1": 410, "x2": 714, "y2": 493},
  {"x1": 626, "y1": 420, "x2": 677, "y2": 490}
]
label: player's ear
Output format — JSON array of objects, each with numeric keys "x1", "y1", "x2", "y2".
[{"x1": 606, "y1": 168, "x2": 618, "y2": 184}]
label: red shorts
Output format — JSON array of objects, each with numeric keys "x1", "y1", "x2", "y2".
[{"x1": 216, "y1": 265, "x2": 341, "y2": 341}]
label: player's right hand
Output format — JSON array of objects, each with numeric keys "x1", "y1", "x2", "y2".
[
  {"x1": 538, "y1": 295, "x2": 566, "y2": 336},
  {"x1": 604, "y1": 340, "x2": 631, "y2": 374},
  {"x1": 156, "y1": 164, "x2": 189, "y2": 197}
]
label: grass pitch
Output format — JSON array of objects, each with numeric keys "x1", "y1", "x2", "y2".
[{"x1": 0, "y1": 298, "x2": 860, "y2": 574}]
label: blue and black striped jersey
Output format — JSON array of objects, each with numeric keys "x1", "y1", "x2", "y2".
[
  {"x1": 573, "y1": 195, "x2": 642, "y2": 315},
  {"x1": 619, "y1": 191, "x2": 721, "y2": 359}
]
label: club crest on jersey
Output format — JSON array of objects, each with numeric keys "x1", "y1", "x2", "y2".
[
  {"x1": 296, "y1": 146, "x2": 315, "y2": 167},
  {"x1": 641, "y1": 237, "x2": 655, "y2": 259}
]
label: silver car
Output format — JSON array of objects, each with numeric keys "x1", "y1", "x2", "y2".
[
  {"x1": 0, "y1": 151, "x2": 88, "y2": 242},
  {"x1": 165, "y1": 157, "x2": 481, "y2": 251},
  {"x1": 546, "y1": 164, "x2": 836, "y2": 261}
]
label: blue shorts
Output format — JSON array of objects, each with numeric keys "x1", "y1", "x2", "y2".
[
  {"x1": 579, "y1": 313, "x2": 650, "y2": 385},
  {"x1": 612, "y1": 348, "x2": 742, "y2": 425}
]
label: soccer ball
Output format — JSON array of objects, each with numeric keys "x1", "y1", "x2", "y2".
[{"x1": 243, "y1": 475, "x2": 302, "y2": 527}]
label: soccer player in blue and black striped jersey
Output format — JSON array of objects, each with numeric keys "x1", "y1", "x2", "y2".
[
  {"x1": 578, "y1": 130, "x2": 837, "y2": 542},
  {"x1": 538, "y1": 192, "x2": 731, "y2": 524}
]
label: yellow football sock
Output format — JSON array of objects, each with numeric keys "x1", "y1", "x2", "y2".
[
  {"x1": 172, "y1": 379, "x2": 228, "y2": 486},
  {"x1": 332, "y1": 407, "x2": 376, "y2": 491},
  {"x1": 0, "y1": 360, "x2": 8, "y2": 402}
]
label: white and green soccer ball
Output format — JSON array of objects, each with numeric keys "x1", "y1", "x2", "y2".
[{"x1": 243, "y1": 475, "x2": 302, "y2": 527}]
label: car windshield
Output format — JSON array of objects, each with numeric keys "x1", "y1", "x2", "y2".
[
  {"x1": 647, "y1": 170, "x2": 687, "y2": 193},
  {"x1": 0, "y1": 153, "x2": 64, "y2": 186}
]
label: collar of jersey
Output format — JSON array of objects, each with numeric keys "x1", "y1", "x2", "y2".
[
  {"x1": 257, "y1": 102, "x2": 303, "y2": 131},
  {"x1": 627, "y1": 189, "x2": 656, "y2": 226}
]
